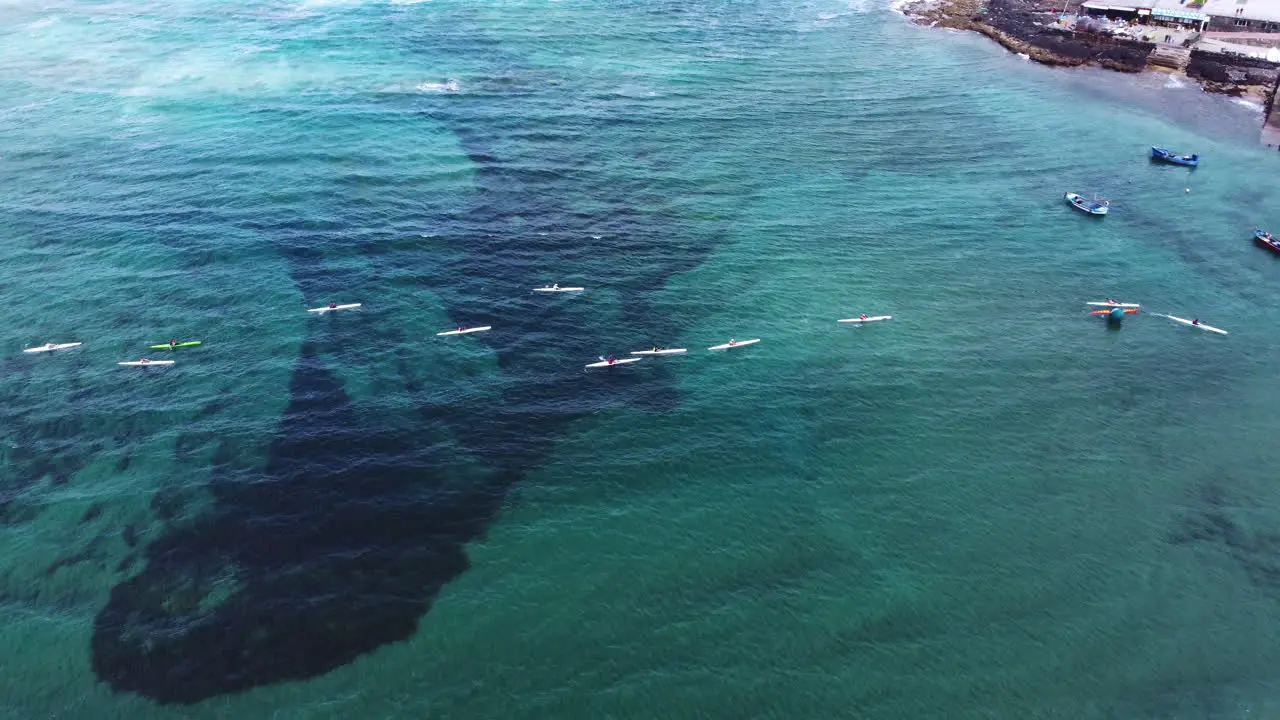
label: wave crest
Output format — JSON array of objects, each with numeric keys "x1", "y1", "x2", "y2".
[{"x1": 417, "y1": 79, "x2": 461, "y2": 93}]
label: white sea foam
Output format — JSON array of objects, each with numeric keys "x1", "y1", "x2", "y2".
[
  {"x1": 887, "y1": 0, "x2": 916, "y2": 15},
  {"x1": 417, "y1": 79, "x2": 461, "y2": 93},
  {"x1": 888, "y1": 0, "x2": 934, "y2": 18},
  {"x1": 295, "y1": 0, "x2": 362, "y2": 7},
  {"x1": 1230, "y1": 96, "x2": 1265, "y2": 112},
  {"x1": 0, "y1": 100, "x2": 51, "y2": 121},
  {"x1": 1163, "y1": 74, "x2": 1186, "y2": 89},
  {"x1": 233, "y1": 44, "x2": 278, "y2": 57}
]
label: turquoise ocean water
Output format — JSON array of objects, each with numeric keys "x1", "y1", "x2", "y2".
[{"x1": 4, "y1": 0, "x2": 1280, "y2": 717}]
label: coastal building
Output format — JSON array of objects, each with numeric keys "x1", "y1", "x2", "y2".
[
  {"x1": 1079, "y1": 0, "x2": 1208, "y2": 31},
  {"x1": 1200, "y1": 0, "x2": 1280, "y2": 31},
  {"x1": 1081, "y1": 0, "x2": 1280, "y2": 32}
]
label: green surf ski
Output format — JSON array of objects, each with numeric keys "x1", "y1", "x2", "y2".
[{"x1": 148, "y1": 341, "x2": 202, "y2": 350}]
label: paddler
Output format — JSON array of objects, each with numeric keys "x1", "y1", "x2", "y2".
[
  {"x1": 169, "y1": 338, "x2": 176, "y2": 348},
  {"x1": 329, "y1": 301, "x2": 337, "y2": 309},
  {"x1": 860, "y1": 314, "x2": 867, "y2": 320},
  {"x1": 728, "y1": 338, "x2": 736, "y2": 346},
  {"x1": 607, "y1": 355, "x2": 615, "y2": 365},
  {"x1": 1192, "y1": 318, "x2": 1200, "y2": 326},
  {"x1": 140, "y1": 358, "x2": 150, "y2": 365},
  {"x1": 553, "y1": 283, "x2": 559, "y2": 290}
]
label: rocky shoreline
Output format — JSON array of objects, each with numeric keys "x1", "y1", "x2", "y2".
[
  {"x1": 1187, "y1": 50, "x2": 1278, "y2": 101},
  {"x1": 899, "y1": 0, "x2": 1277, "y2": 101}
]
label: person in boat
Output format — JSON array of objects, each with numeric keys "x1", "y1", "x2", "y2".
[
  {"x1": 728, "y1": 338, "x2": 736, "y2": 346},
  {"x1": 169, "y1": 338, "x2": 176, "y2": 348},
  {"x1": 457, "y1": 327, "x2": 464, "y2": 332},
  {"x1": 1192, "y1": 318, "x2": 1200, "y2": 325},
  {"x1": 607, "y1": 355, "x2": 615, "y2": 365},
  {"x1": 140, "y1": 358, "x2": 150, "y2": 364},
  {"x1": 553, "y1": 283, "x2": 559, "y2": 290},
  {"x1": 46, "y1": 342, "x2": 56, "y2": 349},
  {"x1": 860, "y1": 314, "x2": 867, "y2": 320},
  {"x1": 329, "y1": 301, "x2": 337, "y2": 309}
]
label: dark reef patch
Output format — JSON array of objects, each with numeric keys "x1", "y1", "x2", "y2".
[
  {"x1": 45, "y1": 533, "x2": 108, "y2": 578},
  {"x1": 91, "y1": 65, "x2": 720, "y2": 711},
  {"x1": 92, "y1": 352, "x2": 491, "y2": 703},
  {"x1": 80, "y1": 503, "x2": 104, "y2": 524},
  {"x1": 89, "y1": 4, "x2": 744, "y2": 702},
  {"x1": 1169, "y1": 482, "x2": 1280, "y2": 589}
]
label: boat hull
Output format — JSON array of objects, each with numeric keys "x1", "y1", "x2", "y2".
[
  {"x1": 1065, "y1": 192, "x2": 1108, "y2": 216},
  {"x1": 1254, "y1": 231, "x2": 1280, "y2": 256},
  {"x1": 1151, "y1": 147, "x2": 1199, "y2": 167}
]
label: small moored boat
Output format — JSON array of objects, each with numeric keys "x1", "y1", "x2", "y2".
[
  {"x1": 1065, "y1": 192, "x2": 1109, "y2": 216},
  {"x1": 1254, "y1": 229, "x2": 1280, "y2": 256},
  {"x1": 1151, "y1": 147, "x2": 1199, "y2": 167}
]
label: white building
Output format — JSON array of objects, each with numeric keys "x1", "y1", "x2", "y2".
[
  {"x1": 1079, "y1": 0, "x2": 1280, "y2": 31},
  {"x1": 1199, "y1": 0, "x2": 1280, "y2": 31},
  {"x1": 1079, "y1": 0, "x2": 1209, "y2": 31}
]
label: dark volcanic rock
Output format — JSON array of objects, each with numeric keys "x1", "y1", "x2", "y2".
[
  {"x1": 979, "y1": 0, "x2": 1153, "y2": 71},
  {"x1": 1188, "y1": 50, "x2": 1280, "y2": 96},
  {"x1": 909, "y1": 0, "x2": 1278, "y2": 102},
  {"x1": 1247, "y1": 68, "x2": 1279, "y2": 85},
  {"x1": 1192, "y1": 60, "x2": 1232, "y2": 83}
]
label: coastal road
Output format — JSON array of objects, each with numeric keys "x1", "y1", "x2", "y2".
[{"x1": 1204, "y1": 31, "x2": 1280, "y2": 41}]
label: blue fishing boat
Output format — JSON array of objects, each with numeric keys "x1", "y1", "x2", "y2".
[
  {"x1": 1254, "y1": 229, "x2": 1280, "y2": 256},
  {"x1": 1065, "y1": 192, "x2": 1108, "y2": 216},
  {"x1": 1151, "y1": 146, "x2": 1199, "y2": 167}
]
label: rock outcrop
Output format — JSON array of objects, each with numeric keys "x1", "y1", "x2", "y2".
[
  {"x1": 1187, "y1": 49, "x2": 1280, "y2": 99},
  {"x1": 901, "y1": 0, "x2": 1275, "y2": 95}
]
